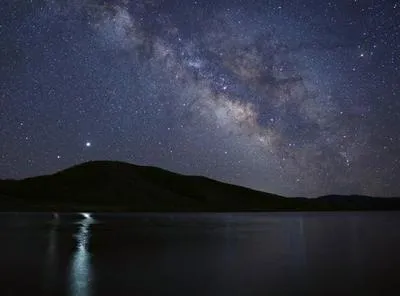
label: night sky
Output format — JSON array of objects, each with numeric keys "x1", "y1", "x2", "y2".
[{"x1": 1, "y1": 0, "x2": 399, "y2": 197}]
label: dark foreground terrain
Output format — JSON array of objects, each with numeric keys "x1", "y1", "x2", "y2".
[{"x1": 1, "y1": 161, "x2": 400, "y2": 211}]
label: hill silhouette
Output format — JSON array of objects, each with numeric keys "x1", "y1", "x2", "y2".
[{"x1": 0, "y1": 161, "x2": 399, "y2": 211}]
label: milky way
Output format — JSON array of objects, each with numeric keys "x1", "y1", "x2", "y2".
[{"x1": 1, "y1": 0, "x2": 399, "y2": 197}]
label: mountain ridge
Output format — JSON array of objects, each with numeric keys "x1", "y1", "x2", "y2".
[{"x1": 0, "y1": 160, "x2": 399, "y2": 211}]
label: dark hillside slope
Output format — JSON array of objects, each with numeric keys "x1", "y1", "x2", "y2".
[
  {"x1": 0, "y1": 161, "x2": 288, "y2": 211},
  {"x1": 0, "y1": 161, "x2": 399, "y2": 211}
]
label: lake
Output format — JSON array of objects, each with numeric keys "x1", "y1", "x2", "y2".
[{"x1": 0, "y1": 212, "x2": 399, "y2": 295}]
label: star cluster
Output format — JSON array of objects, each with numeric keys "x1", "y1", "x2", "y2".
[{"x1": 1, "y1": 0, "x2": 399, "y2": 197}]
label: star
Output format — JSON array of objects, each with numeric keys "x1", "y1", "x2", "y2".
[{"x1": 0, "y1": 0, "x2": 399, "y2": 197}]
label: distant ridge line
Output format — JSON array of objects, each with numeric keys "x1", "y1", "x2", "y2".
[{"x1": 0, "y1": 160, "x2": 399, "y2": 211}]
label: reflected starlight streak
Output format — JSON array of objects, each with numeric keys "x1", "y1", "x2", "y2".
[
  {"x1": 43, "y1": 221, "x2": 59, "y2": 292},
  {"x1": 69, "y1": 213, "x2": 95, "y2": 296}
]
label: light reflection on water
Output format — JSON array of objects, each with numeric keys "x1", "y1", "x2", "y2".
[
  {"x1": 69, "y1": 213, "x2": 95, "y2": 296},
  {"x1": 43, "y1": 218, "x2": 59, "y2": 292},
  {"x1": 1, "y1": 212, "x2": 399, "y2": 295}
]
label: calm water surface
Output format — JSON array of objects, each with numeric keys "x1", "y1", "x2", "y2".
[{"x1": 0, "y1": 212, "x2": 399, "y2": 295}]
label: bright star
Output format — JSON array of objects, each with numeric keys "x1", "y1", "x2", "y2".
[{"x1": 85, "y1": 142, "x2": 91, "y2": 147}]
